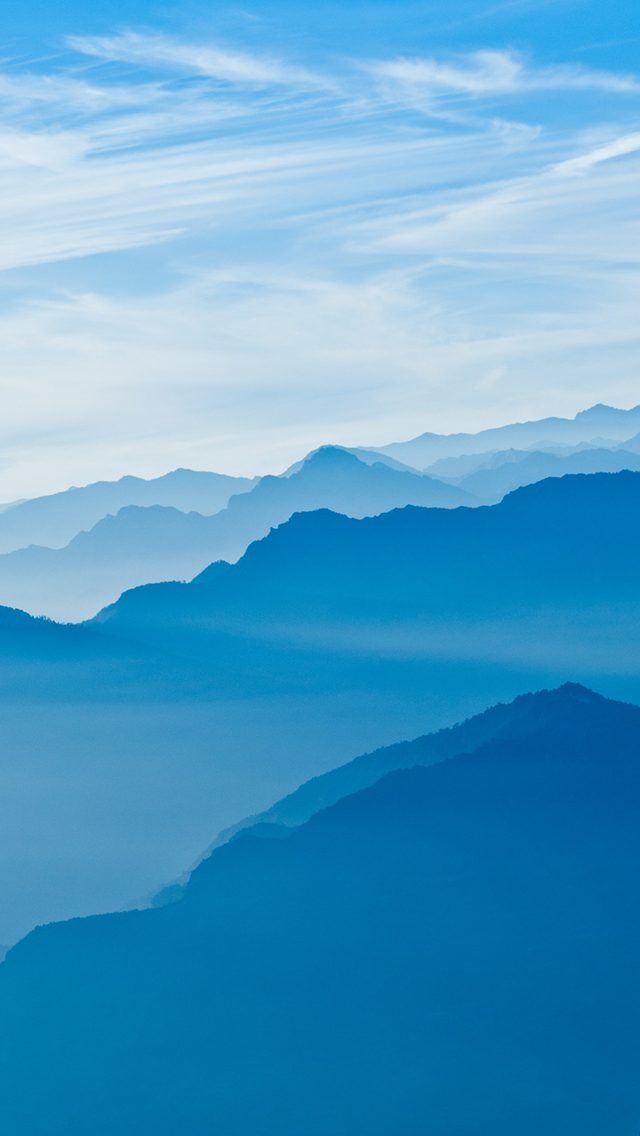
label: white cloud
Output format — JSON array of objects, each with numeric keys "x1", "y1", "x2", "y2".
[
  {"x1": 0, "y1": 126, "x2": 445, "y2": 271},
  {"x1": 0, "y1": 36, "x2": 638, "y2": 494},
  {"x1": 354, "y1": 126, "x2": 640, "y2": 267},
  {"x1": 371, "y1": 49, "x2": 640, "y2": 97},
  {"x1": 68, "y1": 32, "x2": 324, "y2": 89},
  {"x1": 555, "y1": 132, "x2": 640, "y2": 175},
  {"x1": 0, "y1": 129, "x2": 89, "y2": 170},
  {"x1": 1, "y1": 257, "x2": 639, "y2": 499}
]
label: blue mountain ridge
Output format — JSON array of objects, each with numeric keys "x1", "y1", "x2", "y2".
[
  {"x1": 444, "y1": 445, "x2": 640, "y2": 502},
  {"x1": 2, "y1": 682, "x2": 639, "y2": 1135},
  {"x1": 0, "y1": 447, "x2": 474, "y2": 622},
  {"x1": 153, "y1": 677, "x2": 637, "y2": 900},
  {"x1": 90, "y1": 470, "x2": 640, "y2": 656},
  {"x1": 0, "y1": 468, "x2": 258, "y2": 555},
  {"x1": 425, "y1": 431, "x2": 640, "y2": 480},
  {"x1": 2, "y1": 469, "x2": 640, "y2": 946},
  {"x1": 377, "y1": 402, "x2": 640, "y2": 467}
]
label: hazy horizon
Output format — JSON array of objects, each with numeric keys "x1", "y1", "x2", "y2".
[
  {"x1": 1, "y1": 4, "x2": 640, "y2": 1118},
  {"x1": 1, "y1": 0, "x2": 639, "y2": 497},
  {"x1": 2, "y1": 399, "x2": 640, "y2": 502}
]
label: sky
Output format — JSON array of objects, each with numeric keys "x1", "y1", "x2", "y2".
[{"x1": 1, "y1": 0, "x2": 639, "y2": 496}]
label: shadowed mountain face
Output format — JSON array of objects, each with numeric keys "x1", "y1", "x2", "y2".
[
  {"x1": 0, "y1": 448, "x2": 474, "y2": 622},
  {"x1": 0, "y1": 468, "x2": 258, "y2": 555},
  {"x1": 376, "y1": 402, "x2": 640, "y2": 468},
  {"x1": 2, "y1": 684, "x2": 639, "y2": 1136},
  {"x1": 155, "y1": 678, "x2": 640, "y2": 896}
]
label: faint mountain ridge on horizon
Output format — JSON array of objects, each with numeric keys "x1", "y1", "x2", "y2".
[
  {"x1": 0, "y1": 406, "x2": 637, "y2": 571},
  {"x1": 374, "y1": 402, "x2": 640, "y2": 468},
  {"x1": 0, "y1": 468, "x2": 259, "y2": 556},
  {"x1": 423, "y1": 433, "x2": 640, "y2": 481},
  {"x1": 445, "y1": 446, "x2": 640, "y2": 502}
]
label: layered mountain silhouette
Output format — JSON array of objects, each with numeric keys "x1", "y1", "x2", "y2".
[
  {"x1": 4, "y1": 419, "x2": 640, "y2": 622},
  {"x1": 3, "y1": 469, "x2": 640, "y2": 945},
  {"x1": 425, "y1": 431, "x2": 640, "y2": 482},
  {"x1": 0, "y1": 448, "x2": 474, "y2": 621},
  {"x1": 155, "y1": 677, "x2": 635, "y2": 899},
  {"x1": 2, "y1": 683, "x2": 639, "y2": 1136},
  {"x1": 0, "y1": 468, "x2": 258, "y2": 555},
  {"x1": 376, "y1": 401, "x2": 640, "y2": 467},
  {"x1": 92, "y1": 470, "x2": 640, "y2": 660},
  {"x1": 446, "y1": 445, "x2": 640, "y2": 502},
  {"x1": 0, "y1": 593, "x2": 503, "y2": 945}
]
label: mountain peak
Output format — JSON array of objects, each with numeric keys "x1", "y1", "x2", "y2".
[
  {"x1": 508, "y1": 681, "x2": 604, "y2": 709},
  {"x1": 550, "y1": 681, "x2": 602, "y2": 704},
  {"x1": 302, "y1": 446, "x2": 361, "y2": 468},
  {"x1": 574, "y1": 403, "x2": 640, "y2": 423}
]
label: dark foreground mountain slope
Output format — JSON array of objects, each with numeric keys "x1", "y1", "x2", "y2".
[
  {"x1": 2, "y1": 683, "x2": 639, "y2": 1136},
  {"x1": 189, "y1": 678, "x2": 627, "y2": 853},
  {"x1": 0, "y1": 468, "x2": 257, "y2": 555},
  {"x1": 155, "y1": 678, "x2": 639, "y2": 895},
  {"x1": 0, "y1": 448, "x2": 474, "y2": 621}
]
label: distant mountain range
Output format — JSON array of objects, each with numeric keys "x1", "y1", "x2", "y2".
[
  {"x1": 0, "y1": 448, "x2": 473, "y2": 621},
  {"x1": 424, "y1": 430, "x2": 640, "y2": 479},
  {"x1": 437, "y1": 445, "x2": 640, "y2": 503},
  {"x1": 92, "y1": 470, "x2": 640, "y2": 665},
  {"x1": 0, "y1": 468, "x2": 258, "y2": 555},
  {"x1": 0, "y1": 407, "x2": 639, "y2": 624},
  {"x1": 1, "y1": 468, "x2": 640, "y2": 946},
  {"x1": 374, "y1": 402, "x2": 640, "y2": 467},
  {"x1": 2, "y1": 682, "x2": 639, "y2": 1135},
  {"x1": 3, "y1": 407, "x2": 640, "y2": 1132}
]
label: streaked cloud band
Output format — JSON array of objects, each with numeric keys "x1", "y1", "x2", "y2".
[{"x1": 0, "y1": 28, "x2": 638, "y2": 496}]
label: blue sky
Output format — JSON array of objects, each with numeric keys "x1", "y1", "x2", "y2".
[{"x1": 1, "y1": 0, "x2": 639, "y2": 495}]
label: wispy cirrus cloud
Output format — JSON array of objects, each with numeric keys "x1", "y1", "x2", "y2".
[
  {"x1": 68, "y1": 32, "x2": 326, "y2": 89},
  {"x1": 371, "y1": 49, "x2": 640, "y2": 97},
  {"x1": 555, "y1": 131, "x2": 640, "y2": 175},
  {"x1": 0, "y1": 30, "x2": 639, "y2": 495},
  {"x1": 355, "y1": 128, "x2": 640, "y2": 270}
]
